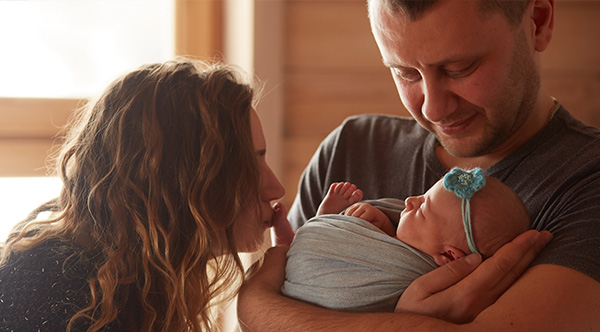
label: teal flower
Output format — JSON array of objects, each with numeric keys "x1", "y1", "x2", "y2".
[{"x1": 443, "y1": 167, "x2": 486, "y2": 199}]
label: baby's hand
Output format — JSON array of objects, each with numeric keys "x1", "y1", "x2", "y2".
[
  {"x1": 345, "y1": 203, "x2": 396, "y2": 237},
  {"x1": 345, "y1": 202, "x2": 379, "y2": 221}
]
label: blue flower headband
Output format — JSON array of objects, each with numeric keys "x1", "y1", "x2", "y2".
[{"x1": 443, "y1": 167, "x2": 486, "y2": 254}]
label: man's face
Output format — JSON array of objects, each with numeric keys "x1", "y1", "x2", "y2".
[{"x1": 369, "y1": 0, "x2": 540, "y2": 158}]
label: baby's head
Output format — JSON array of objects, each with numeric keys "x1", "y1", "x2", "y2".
[
  {"x1": 396, "y1": 169, "x2": 529, "y2": 266},
  {"x1": 467, "y1": 175, "x2": 530, "y2": 258}
]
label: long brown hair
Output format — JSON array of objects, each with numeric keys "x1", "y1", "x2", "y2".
[{"x1": 2, "y1": 58, "x2": 261, "y2": 331}]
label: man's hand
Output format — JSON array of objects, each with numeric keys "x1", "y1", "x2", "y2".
[{"x1": 396, "y1": 229, "x2": 553, "y2": 323}]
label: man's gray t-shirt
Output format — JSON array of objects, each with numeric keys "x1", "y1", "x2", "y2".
[{"x1": 288, "y1": 106, "x2": 600, "y2": 282}]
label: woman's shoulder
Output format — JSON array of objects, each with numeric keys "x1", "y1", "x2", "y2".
[
  {"x1": 0, "y1": 238, "x2": 98, "y2": 330},
  {"x1": 1, "y1": 237, "x2": 98, "y2": 288}
]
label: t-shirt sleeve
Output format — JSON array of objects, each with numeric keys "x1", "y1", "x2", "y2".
[
  {"x1": 288, "y1": 124, "x2": 344, "y2": 230},
  {"x1": 532, "y1": 169, "x2": 600, "y2": 282}
]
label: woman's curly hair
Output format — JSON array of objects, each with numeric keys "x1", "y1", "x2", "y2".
[{"x1": 2, "y1": 58, "x2": 262, "y2": 331}]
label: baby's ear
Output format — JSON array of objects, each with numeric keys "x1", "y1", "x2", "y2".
[{"x1": 434, "y1": 245, "x2": 467, "y2": 266}]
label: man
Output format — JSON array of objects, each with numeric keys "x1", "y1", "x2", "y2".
[{"x1": 239, "y1": 0, "x2": 600, "y2": 330}]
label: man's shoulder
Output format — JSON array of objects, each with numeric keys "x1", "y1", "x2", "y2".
[
  {"x1": 336, "y1": 114, "x2": 429, "y2": 141},
  {"x1": 548, "y1": 108, "x2": 600, "y2": 163},
  {"x1": 555, "y1": 107, "x2": 600, "y2": 141},
  {"x1": 342, "y1": 113, "x2": 416, "y2": 127}
]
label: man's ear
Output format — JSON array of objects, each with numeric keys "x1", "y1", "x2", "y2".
[
  {"x1": 434, "y1": 245, "x2": 467, "y2": 266},
  {"x1": 531, "y1": 0, "x2": 554, "y2": 52}
]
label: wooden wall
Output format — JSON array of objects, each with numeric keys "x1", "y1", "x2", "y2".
[
  {"x1": 279, "y1": 0, "x2": 600, "y2": 208},
  {"x1": 542, "y1": 1, "x2": 600, "y2": 126}
]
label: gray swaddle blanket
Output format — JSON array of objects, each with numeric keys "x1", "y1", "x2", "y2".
[{"x1": 282, "y1": 200, "x2": 438, "y2": 312}]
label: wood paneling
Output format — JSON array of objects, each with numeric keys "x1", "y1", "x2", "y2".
[
  {"x1": 286, "y1": 0, "x2": 381, "y2": 70},
  {"x1": 282, "y1": 137, "x2": 324, "y2": 200},
  {"x1": 285, "y1": 71, "x2": 405, "y2": 138},
  {"x1": 541, "y1": 1, "x2": 600, "y2": 72},
  {"x1": 175, "y1": 0, "x2": 223, "y2": 59}
]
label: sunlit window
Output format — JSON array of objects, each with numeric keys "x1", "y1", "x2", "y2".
[
  {"x1": 0, "y1": 0, "x2": 175, "y2": 98},
  {"x1": 0, "y1": 177, "x2": 63, "y2": 241},
  {"x1": 0, "y1": 0, "x2": 175, "y2": 241}
]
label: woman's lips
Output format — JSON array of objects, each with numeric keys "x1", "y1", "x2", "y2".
[
  {"x1": 263, "y1": 209, "x2": 275, "y2": 228},
  {"x1": 263, "y1": 217, "x2": 273, "y2": 229}
]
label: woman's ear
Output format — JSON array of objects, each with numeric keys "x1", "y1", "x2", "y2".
[
  {"x1": 434, "y1": 245, "x2": 467, "y2": 266},
  {"x1": 531, "y1": 0, "x2": 555, "y2": 52}
]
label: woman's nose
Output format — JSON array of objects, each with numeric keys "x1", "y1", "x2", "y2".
[{"x1": 262, "y1": 164, "x2": 285, "y2": 202}]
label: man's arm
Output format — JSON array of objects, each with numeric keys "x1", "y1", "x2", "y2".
[
  {"x1": 237, "y1": 246, "x2": 455, "y2": 332},
  {"x1": 238, "y1": 230, "x2": 600, "y2": 331},
  {"x1": 471, "y1": 264, "x2": 600, "y2": 331}
]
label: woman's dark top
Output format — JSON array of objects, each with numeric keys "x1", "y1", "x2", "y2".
[{"x1": 0, "y1": 238, "x2": 116, "y2": 331}]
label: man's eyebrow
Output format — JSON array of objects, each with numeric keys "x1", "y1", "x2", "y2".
[
  {"x1": 382, "y1": 59, "x2": 400, "y2": 68},
  {"x1": 382, "y1": 55, "x2": 480, "y2": 69},
  {"x1": 383, "y1": 61, "x2": 415, "y2": 71}
]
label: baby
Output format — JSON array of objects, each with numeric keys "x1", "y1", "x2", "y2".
[{"x1": 283, "y1": 168, "x2": 530, "y2": 312}]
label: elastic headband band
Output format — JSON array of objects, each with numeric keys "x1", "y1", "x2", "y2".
[{"x1": 443, "y1": 167, "x2": 486, "y2": 254}]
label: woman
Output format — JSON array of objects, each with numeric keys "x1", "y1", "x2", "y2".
[{"x1": 0, "y1": 58, "x2": 287, "y2": 331}]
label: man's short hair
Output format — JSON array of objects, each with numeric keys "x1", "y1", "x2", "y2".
[{"x1": 372, "y1": 0, "x2": 531, "y2": 26}]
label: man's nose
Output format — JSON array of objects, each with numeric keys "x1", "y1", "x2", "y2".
[{"x1": 421, "y1": 78, "x2": 457, "y2": 123}]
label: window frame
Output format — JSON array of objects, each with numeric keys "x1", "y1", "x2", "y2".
[{"x1": 0, "y1": 0, "x2": 222, "y2": 177}]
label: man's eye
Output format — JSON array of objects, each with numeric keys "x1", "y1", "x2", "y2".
[
  {"x1": 392, "y1": 67, "x2": 421, "y2": 82},
  {"x1": 445, "y1": 62, "x2": 478, "y2": 78}
]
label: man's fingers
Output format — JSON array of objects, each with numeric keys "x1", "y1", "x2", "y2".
[
  {"x1": 395, "y1": 253, "x2": 482, "y2": 316},
  {"x1": 419, "y1": 253, "x2": 482, "y2": 293},
  {"x1": 396, "y1": 230, "x2": 552, "y2": 323},
  {"x1": 480, "y1": 230, "x2": 553, "y2": 292}
]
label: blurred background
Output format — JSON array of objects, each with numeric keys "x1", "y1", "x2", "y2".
[{"x1": 1, "y1": 0, "x2": 599, "y2": 242}]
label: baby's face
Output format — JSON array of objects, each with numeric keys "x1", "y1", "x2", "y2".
[{"x1": 396, "y1": 180, "x2": 464, "y2": 262}]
